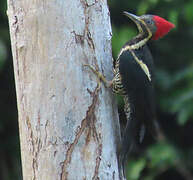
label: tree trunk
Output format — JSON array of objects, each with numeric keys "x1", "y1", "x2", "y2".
[{"x1": 7, "y1": 0, "x2": 123, "y2": 179}]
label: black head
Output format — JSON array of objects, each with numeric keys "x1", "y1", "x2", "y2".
[{"x1": 140, "y1": 15, "x2": 157, "y2": 35}]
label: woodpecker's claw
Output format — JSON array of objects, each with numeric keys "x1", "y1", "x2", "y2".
[
  {"x1": 84, "y1": 64, "x2": 99, "y2": 76},
  {"x1": 84, "y1": 64, "x2": 112, "y2": 88}
]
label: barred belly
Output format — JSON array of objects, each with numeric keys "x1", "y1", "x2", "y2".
[
  {"x1": 111, "y1": 65, "x2": 131, "y2": 122},
  {"x1": 111, "y1": 71, "x2": 126, "y2": 95}
]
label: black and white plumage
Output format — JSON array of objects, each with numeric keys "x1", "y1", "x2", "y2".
[
  {"x1": 110, "y1": 12, "x2": 174, "y2": 170},
  {"x1": 115, "y1": 43, "x2": 157, "y2": 167},
  {"x1": 85, "y1": 11, "x2": 174, "y2": 176}
]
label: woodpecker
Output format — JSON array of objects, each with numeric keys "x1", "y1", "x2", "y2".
[{"x1": 85, "y1": 12, "x2": 174, "y2": 173}]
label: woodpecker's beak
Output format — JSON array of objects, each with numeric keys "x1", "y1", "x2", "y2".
[
  {"x1": 123, "y1": 12, "x2": 140, "y2": 23},
  {"x1": 123, "y1": 11, "x2": 143, "y2": 33}
]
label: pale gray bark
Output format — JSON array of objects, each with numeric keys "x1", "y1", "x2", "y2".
[{"x1": 7, "y1": 0, "x2": 123, "y2": 179}]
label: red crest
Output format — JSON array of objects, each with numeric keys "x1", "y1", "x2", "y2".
[{"x1": 152, "y1": 16, "x2": 175, "y2": 40}]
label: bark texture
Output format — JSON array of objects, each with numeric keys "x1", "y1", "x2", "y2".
[{"x1": 7, "y1": 0, "x2": 122, "y2": 179}]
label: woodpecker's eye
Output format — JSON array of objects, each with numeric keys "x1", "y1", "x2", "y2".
[{"x1": 146, "y1": 20, "x2": 152, "y2": 24}]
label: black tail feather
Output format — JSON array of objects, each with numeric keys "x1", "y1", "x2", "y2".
[{"x1": 119, "y1": 94, "x2": 158, "y2": 174}]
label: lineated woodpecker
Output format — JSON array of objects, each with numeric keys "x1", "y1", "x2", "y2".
[{"x1": 85, "y1": 12, "x2": 174, "y2": 172}]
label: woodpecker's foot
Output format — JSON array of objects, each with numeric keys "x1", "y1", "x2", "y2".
[{"x1": 84, "y1": 64, "x2": 112, "y2": 88}]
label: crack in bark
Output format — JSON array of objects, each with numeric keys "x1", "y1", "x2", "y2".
[
  {"x1": 80, "y1": 0, "x2": 97, "y2": 51},
  {"x1": 26, "y1": 113, "x2": 43, "y2": 180},
  {"x1": 72, "y1": 0, "x2": 96, "y2": 50},
  {"x1": 26, "y1": 117, "x2": 37, "y2": 180},
  {"x1": 71, "y1": 31, "x2": 85, "y2": 45},
  {"x1": 60, "y1": 84, "x2": 100, "y2": 180},
  {"x1": 85, "y1": 87, "x2": 100, "y2": 144},
  {"x1": 92, "y1": 143, "x2": 102, "y2": 180},
  {"x1": 87, "y1": 31, "x2": 95, "y2": 51}
]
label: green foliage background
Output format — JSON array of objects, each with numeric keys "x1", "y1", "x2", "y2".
[{"x1": 0, "y1": 0, "x2": 193, "y2": 179}]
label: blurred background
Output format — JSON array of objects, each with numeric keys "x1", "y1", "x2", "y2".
[{"x1": 1, "y1": 0, "x2": 193, "y2": 179}]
